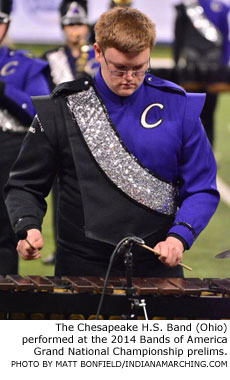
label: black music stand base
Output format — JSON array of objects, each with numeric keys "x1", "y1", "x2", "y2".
[{"x1": 122, "y1": 249, "x2": 148, "y2": 320}]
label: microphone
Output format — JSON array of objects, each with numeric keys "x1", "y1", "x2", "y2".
[
  {"x1": 126, "y1": 236, "x2": 145, "y2": 245},
  {"x1": 96, "y1": 235, "x2": 145, "y2": 319},
  {"x1": 117, "y1": 236, "x2": 192, "y2": 271},
  {"x1": 16, "y1": 229, "x2": 35, "y2": 250},
  {"x1": 116, "y1": 235, "x2": 145, "y2": 256}
]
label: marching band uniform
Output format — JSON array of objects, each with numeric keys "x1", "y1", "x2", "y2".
[
  {"x1": 42, "y1": 0, "x2": 98, "y2": 90},
  {"x1": 41, "y1": 0, "x2": 99, "y2": 265},
  {"x1": 5, "y1": 70, "x2": 219, "y2": 277},
  {"x1": 174, "y1": 0, "x2": 230, "y2": 146},
  {"x1": 0, "y1": 46, "x2": 50, "y2": 274},
  {"x1": 42, "y1": 44, "x2": 98, "y2": 90}
]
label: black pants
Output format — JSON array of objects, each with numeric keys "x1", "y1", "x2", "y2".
[{"x1": 0, "y1": 131, "x2": 26, "y2": 274}]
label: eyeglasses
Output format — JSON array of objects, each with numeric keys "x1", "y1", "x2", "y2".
[{"x1": 101, "y1": 50, "x2": 150, "y2": 78}]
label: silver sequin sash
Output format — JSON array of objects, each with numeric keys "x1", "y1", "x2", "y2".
[
  {"x1": 185, "y1": 0, "x2": 222, "y2": 46},
  {"x1": 0, "y1": 108, "x2": 28, "y2": 133},
  {"x1": 47, "y1": 48, "x2": 75, "y2": 86},
  {"x1": 67, "y1": 86, "x2": 178, "y2": 215},
  {"x1": 47, "y1": 47, "x2": 98, "y2": 86}
]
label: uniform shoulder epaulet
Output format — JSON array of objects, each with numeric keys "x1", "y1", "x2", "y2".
[
  {"x1": 145, "y1": 73, "x2": 186, "y2": 95},
  {"x1": 7, "y1": 47, "x2": 33, "y2": 58},
  {"x1": 184, "y1": 92, "x2": 206, "y2": 122},
  {"x1": 51, "y1": 75, "x2": 93, "y2": 98},
  {"x1": 10, "y1": 48, "x2": 35, "y2": 59},
  {"x1": 21, "y1": 50, "x2": 34, "y2": 58}
]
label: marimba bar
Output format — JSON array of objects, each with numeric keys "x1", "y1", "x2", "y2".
[{"x1": 0, "y1": 275, "x2": 230, "y2": 319}]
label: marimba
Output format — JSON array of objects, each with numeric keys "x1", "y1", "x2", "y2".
[{"x1": 0, "y1": 275, "x2": 230, "y2": 319}]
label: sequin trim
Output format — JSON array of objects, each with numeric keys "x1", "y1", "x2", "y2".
[
  {"x1": 66, "y1": 86, "x2": 178, "y2": 216},
  {"x1": 0, "y1": 108, "x2": 28, "y2": 133},
  {"x1": 47, "y1": 48, "x2": 75, "y2": 86},
  {"x1": 185, "y1": 0, "x2": 222, "y2": 45},
  {"x1": 47, "y1": 47, "x2": 98, "y2": 86}
]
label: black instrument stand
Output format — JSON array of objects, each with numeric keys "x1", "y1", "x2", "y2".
[
  {"x1": 123, "y1": 247, "x2": 149, "y2": 320},
  {"x1": 95, "y1": 235, "x2": 148, "y2": 320}
]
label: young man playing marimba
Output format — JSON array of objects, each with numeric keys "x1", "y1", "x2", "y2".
[{"x1": 5, "y1": 6, "x2": 219, "y2": 278}]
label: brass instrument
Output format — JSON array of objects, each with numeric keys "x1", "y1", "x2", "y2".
[
  {"x1": 77, "y1": 39, "x2": 90, "y2": 73},
  {"x1": 113, "y1": 0, "x2": 133, "y2": 5}
]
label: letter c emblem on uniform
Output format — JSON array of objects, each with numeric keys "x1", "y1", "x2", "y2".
[
  {"x1": 0, "y1": 61, "x2": 19, "y2": 76},
  {"x1": 141, "y1": 103, "x2": 164, "y2": 129}
]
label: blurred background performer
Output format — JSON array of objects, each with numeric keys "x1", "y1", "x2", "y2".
[
  {"x1": 42, "y1": 0, "x2": 98, "y2": 91},
  {"x1": 173, "y1": 0, "x2": 230, "y2": 147},
  {"x1": 0, "y1": 0, "x2": 50, "y2": 274},
  {"x1": 42, "y1": 0, "x2": 99, "y2": 265}
]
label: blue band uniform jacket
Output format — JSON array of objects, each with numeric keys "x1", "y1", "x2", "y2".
[{"x1": 5, "y1": 72, "x2": 220, "y2": 273}]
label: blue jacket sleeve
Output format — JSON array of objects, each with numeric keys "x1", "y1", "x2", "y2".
[
  {"x1": 168, "y1": 93, "x2": 220, "y2": 248},
  {"x1": 1, "y1": 55, "x2": 50, "y2": 124}
]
